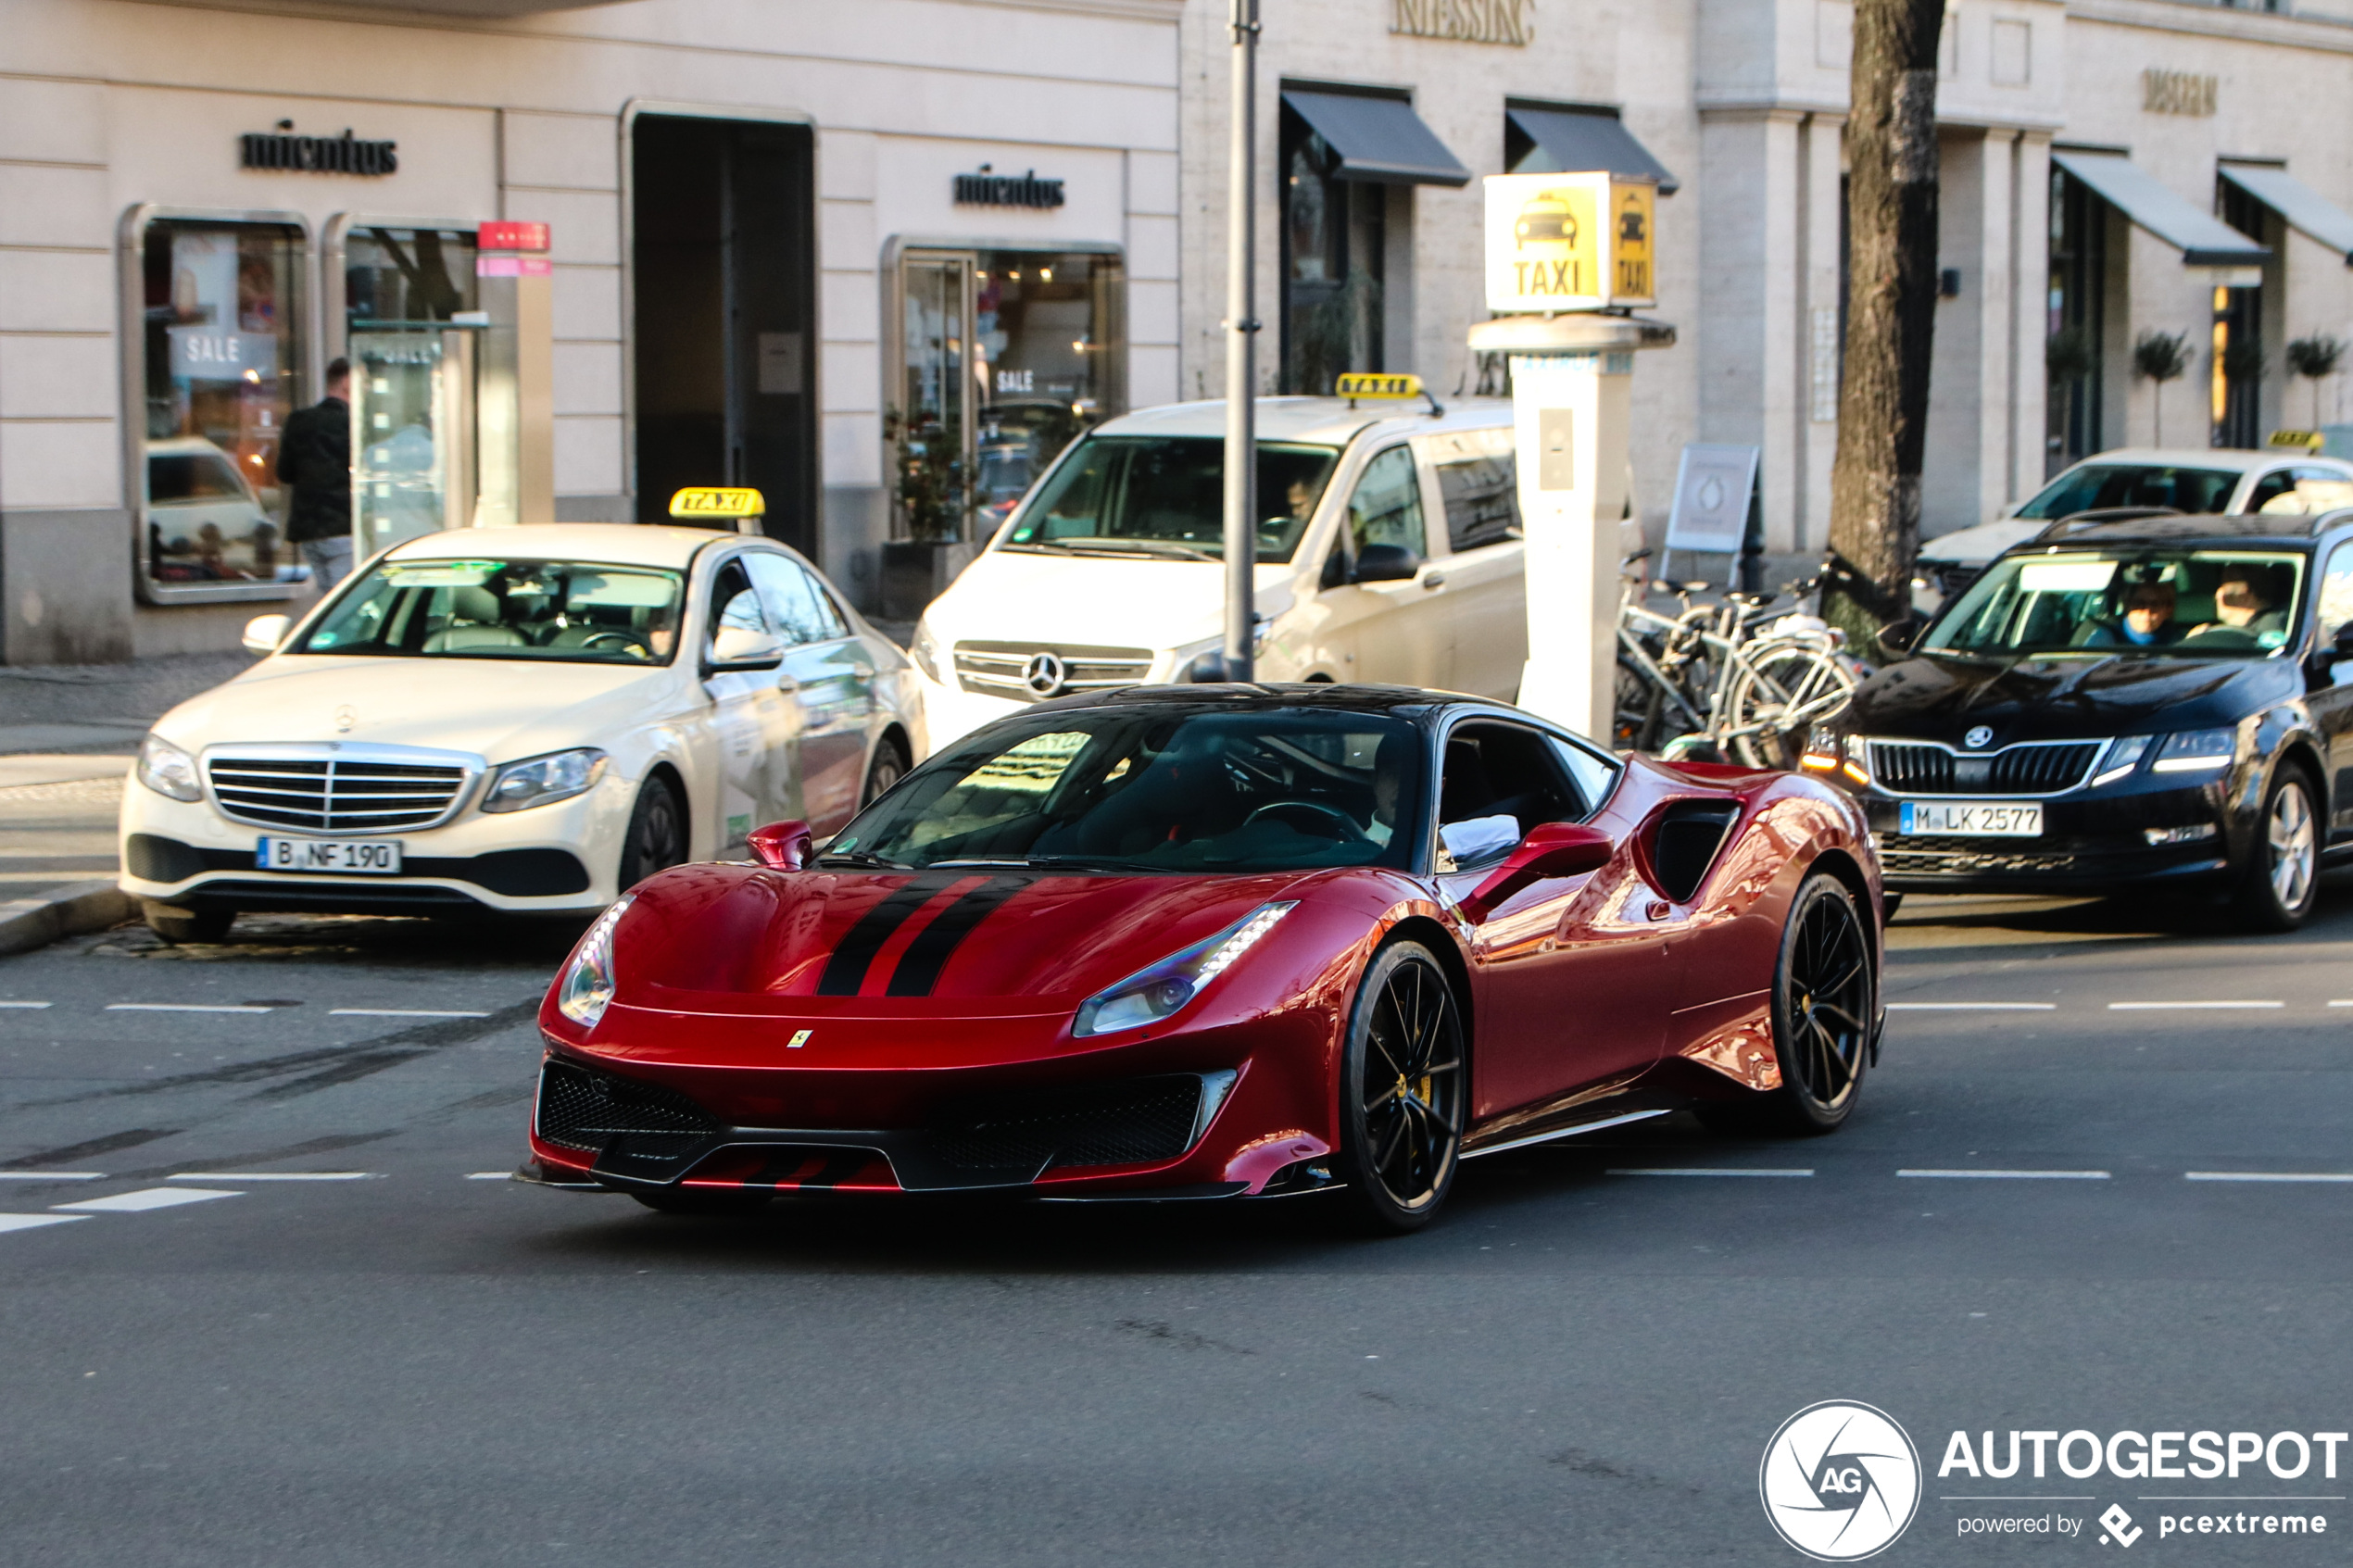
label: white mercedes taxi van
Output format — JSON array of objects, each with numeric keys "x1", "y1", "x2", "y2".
[
  {"x1": 120, "y1": 523, "x2": 921, "y2": 941},
  {"x1": 906, "y1": 395, "x2": 1527, "y2": 746}
]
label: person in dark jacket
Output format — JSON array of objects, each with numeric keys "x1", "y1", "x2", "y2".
[{"x1": 276, "y1": 358, "x2": 354, "y2": 591}]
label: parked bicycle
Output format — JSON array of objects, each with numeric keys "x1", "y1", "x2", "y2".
[{"x1": 1613, "y1": 557, "x2": 1861, "y2": 767}]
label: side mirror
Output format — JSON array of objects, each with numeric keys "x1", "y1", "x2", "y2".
[
  {"x1": 1352, "y1": 542, "x2": 1421, "y2": 583},
  {"x1": 2335, "y1": 622, "x2": 2353, "y2": 656},
  {"x1": 241, "y1": 614, "x2": 293, "y2": 656},
  {"x1": 748, "y1": 819, "x2": 814, "y2": 871},
  {"x1": 1456, "y1": 822, "x2": 1614, "y2": 923},
  {"x1": 1876, "y1": 620, "x2": 1922, "y2": 658},
  {"x1": 709, "y1": 623, "x2": 786, "y2": 669}
]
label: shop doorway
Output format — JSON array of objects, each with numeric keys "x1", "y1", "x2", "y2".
[{"x1": 631, "y1": 114, "x2": 817, "y2": 553}]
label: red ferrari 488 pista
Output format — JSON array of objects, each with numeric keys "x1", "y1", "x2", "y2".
[{"x1": 523, "y1": 685, "x2": 1884, "y2": 1232}]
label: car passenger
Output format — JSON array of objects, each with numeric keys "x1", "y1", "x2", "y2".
[
  {"x1": 2189, "y1": 563, "x2": 2287, "y2": 640},
  {"x1": 2078, "y1": 580, "x2": 2182, "y2": 647}
]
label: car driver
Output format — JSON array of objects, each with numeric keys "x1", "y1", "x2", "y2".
[
  {"x1": 2189, "y1": 564, "x2": 2286, "y2": 639},
  {"x1": 2082, "y1": 580, "x2": 2181, "y2": 647}
]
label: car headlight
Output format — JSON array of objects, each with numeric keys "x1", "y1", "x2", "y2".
[
  {"x1": 2092, "y1": 734, "x2": 2154, "y2": 786},
  {"x1": 1073, "y1": 901, "x2": 1296, "y2": 1038},
  {"x1": 482, "y1": 747, "x2": 608, "y2": 812},
  {"x1": 909, "y1": 619, "x2": 944, "y2": 684},
  {"x1": 2151, "y1": 728, "x2": 2237, "y2": 774},
  {"x1": 1798, "y1": 727, "x2": 1869, "y2": 786},
  {"x1": 555, "y1": 894, "x2": 633, "y2": 1028},
  {"x1": 136, "y1": 734, "x2": 202, "y2": 802}
]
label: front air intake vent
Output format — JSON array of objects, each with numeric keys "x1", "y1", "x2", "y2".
[
  {"x1": 535, "y1": 1058, "x2": 722, "y2": 1152},
  {"x1": 928, "y1": 1075, "x2": 1206, "y2": 1174}
]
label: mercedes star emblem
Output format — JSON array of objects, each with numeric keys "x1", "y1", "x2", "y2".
[
  {"x1": 333, "y1": 704, "x2": 358, "y2": 734},
  {"x1": 1963, "y1": 725, "x2": 1994, "y2": 749},
  {"x1": 1023, "y1": 652, "x2": 1068, "y2": 697}
]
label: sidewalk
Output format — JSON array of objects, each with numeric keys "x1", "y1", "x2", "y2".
[{"x1": 0, "y1": 652, "x2": 252, "y2": 945}]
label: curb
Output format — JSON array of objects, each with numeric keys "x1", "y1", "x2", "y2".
[{"x1": 0, "y1": 880, "x2": 134, "y2": 958}]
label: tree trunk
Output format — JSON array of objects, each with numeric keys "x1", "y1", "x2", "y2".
[{"x1": 1823, "y1": 0, "x2": 1946, "y2": 641}]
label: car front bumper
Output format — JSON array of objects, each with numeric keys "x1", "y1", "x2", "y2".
[
  {"x1": 1857, "y1": 771, "x2": 2248, "y2": 895},
  {"x1": 118, "y1": 772, "x2": 633, "y2": 916}
]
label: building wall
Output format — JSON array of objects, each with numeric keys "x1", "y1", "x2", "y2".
[{"x1": 0, "y1": 0, "x2": 1180, "y2": 661}]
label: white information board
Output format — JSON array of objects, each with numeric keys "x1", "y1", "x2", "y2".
[{"x1": 1664, "y1": 444, "x2": 1759, "y2": 558}]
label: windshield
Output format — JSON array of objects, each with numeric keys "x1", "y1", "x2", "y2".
[
  {"x1": 1925, "y1": 548, "x2": 2306, "y2": 659},
  {"x1": 2014, "y1": 463, "x2": 2240, "y2": 520},
  {"x1": 1001, "y1": 435, "x2": 1340, "y2": 563},
  {"x1": 296, "y1": 558, "x2": 686, "y2": 663},
  {"x1": 827, "y1": 707, "x2": 1426, "y2": 873}
]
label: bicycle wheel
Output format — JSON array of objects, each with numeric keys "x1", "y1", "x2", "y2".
[
  {"x1": 1613, "y1": 656, "x2": 1667, "y2": 751},
  {"x1": 1722, "y1": 640, "x2": 1858, "y2": 769}
]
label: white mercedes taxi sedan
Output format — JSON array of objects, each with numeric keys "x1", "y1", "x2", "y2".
[{"x1": 120, "y1": 524, "x2": 922, "y2": 942}]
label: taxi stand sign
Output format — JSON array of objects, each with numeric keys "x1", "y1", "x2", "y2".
[
  {"x1": 1482, "y1": 172, "x2": 1656, "y2": 313},
  {"x1": 669, "y1": 487, "x2": 766, "y2": 531}
]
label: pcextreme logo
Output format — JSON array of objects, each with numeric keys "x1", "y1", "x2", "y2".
[{"x1": 1762, "y1": 1401, "x2": 1924, "y2": 1561}]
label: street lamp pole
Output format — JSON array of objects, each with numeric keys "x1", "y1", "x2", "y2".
[{"x1": 1221, "y1": 0, "x2": 1260, "y2": 683}]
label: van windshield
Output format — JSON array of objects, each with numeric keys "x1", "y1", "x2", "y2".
[
  {"x1": 2014, "y1": 464, "x2": 2239, "y2": 519},
  {"x1": 1001, "y1": 435, "x2": 1340, "y2": 563},
  {"x1": 1924, "y1": 549, "x2": 2306, "y2": 659}
]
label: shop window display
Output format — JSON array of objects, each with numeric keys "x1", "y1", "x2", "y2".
[
  {"x1": 139, "y1": 217, "x2": 308, "y2": 591},
  {"x1": 973, "y1": 252, "x2": 1124, "y2": 531}
]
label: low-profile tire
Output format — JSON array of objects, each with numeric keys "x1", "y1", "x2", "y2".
[
  {"x1": 1710, "y1": 871, "x2": 1874, "y2": 1136},
  {"x1": 1333, "y1": 939, "x2": 1466, "y2": 1235},
  {"x1": 861, "y1": 736, "x2": 911, "y2": 807},
  {"x1": 2230, "y1": 766, "x2": 2320, "y2": 933},
  {"x1": 630, "y1": 1186, "x2": 773, "y2": 1217},
  {"x1": 142, "y1": 899, "x2": 233, "y2": 946},
  {"x1": 617, "y1": 776, "x2": 687, "y2": 892}
]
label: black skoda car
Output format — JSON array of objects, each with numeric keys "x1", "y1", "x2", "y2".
[{"x1": 1807, "y1": 511, "x2": 2353, "y2": 929}]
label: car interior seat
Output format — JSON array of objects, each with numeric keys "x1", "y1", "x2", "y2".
[{"x1": 422, "y1": 584, "x2": 526, "y2": 651}]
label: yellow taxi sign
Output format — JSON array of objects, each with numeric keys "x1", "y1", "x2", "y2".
[
  {"x1": 1482, "y1": 171, "x2": 1658, "y2": 312},
  {"x1": 1335, "y1": 372, "x2": 1424, "y2": 400},
  {"x1": 2269, "y1": 430, "x2": 2324, "y2": 452},
  {"x1": 668, "y1": 486, "x2": 765, "y2": 519}
]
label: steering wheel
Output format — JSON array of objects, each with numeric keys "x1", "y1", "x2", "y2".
[
  {"x1": 581, "y1": 629, "x2": 649, "y2": 657},
  {"x1": 1246, "y1": 799, "x2": 1370, "y2": 842}
]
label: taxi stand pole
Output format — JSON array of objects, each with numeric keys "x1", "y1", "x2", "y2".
[
  {"x1": 1468, "y1": 173, "x2": 1674, "y2": 740},
  {"x1": 1220, "y1": 0, "x2": 1261, "y2": 683}
]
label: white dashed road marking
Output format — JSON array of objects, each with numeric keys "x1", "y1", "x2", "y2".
[
  {"x1": 0, "y1": 1172, "x2": 105, "y2": 1181},
  {"x1": 1889, "y1": 1002, "x2": 2056, "y2": 1011},
  {"x1": 0, "y1": 1000, "x2": 54, "y2": 1010},
  {"x1": 2185, "y1": 1172, "x2": 2353, "y2": 1184},
  {"x1": 2108, "y1": 1001, "x2": 2283, "y2": 1011},
  {"x1": 104, "y1": 1003, "x2": 275, "y2": 1015},
  {"x1": 53, "y1": 1187, "x2": 240, "y2": 1213},
  {"x1": 1899, "y1": 1169, "x2": 2111, "y2": 1180},
  {"x1": 329, "y1": 1009, "x2": 492, "y2": 1019},
  {"x1": 1608, "y1": 1168, "x2": 1815, "y2": 1178},
  {"x1": 0, "y1": 1214, "x2": 90, "y2": 1234},
  {"x1": 465, "y1": 1172, "x2": 513, "y2": 1180},
  {"x1": 167, "y1": 1172, "x2": 379, "y2": 1182}
]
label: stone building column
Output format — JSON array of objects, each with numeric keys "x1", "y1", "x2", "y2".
[{"x1": 1698, "y1": 107, "x2": 1806, "y2": 552}]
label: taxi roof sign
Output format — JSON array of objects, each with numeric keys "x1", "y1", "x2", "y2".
[
  {"x1": 2269, "y1": 430, "x2": 2325, "y2": 452},
  {"x1": 1336, "y1": 372, "x2": 1422, "y2": 400},
  {"x1": 669, "y1": 486, "x2": 765, "y2": 519}
]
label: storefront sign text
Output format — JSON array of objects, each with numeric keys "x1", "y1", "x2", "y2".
[
  {"x1": 240, "y1": 123, "x2": 397, "y2": 175},
  {"x1": 1392, "y1": 0, "x2": 1531, "y2": 46},
  {"x1": 953, "y1": 167, "x2": 1065, "y2": 209},
  {"x1": 2143, "y1": 69, "x2": 2217, "y2": 117}
]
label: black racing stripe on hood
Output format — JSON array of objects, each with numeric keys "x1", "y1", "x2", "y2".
[
  {"x1": 816, "y1": 874, "x2": 961, "y2": 997},
  {"x1": 885, "y1": 877, "x2": 1036, "y2": 997}
]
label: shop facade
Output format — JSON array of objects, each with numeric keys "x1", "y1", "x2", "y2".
[
  {"x1": 1177, "y1": 0, "x2": 2353, "y2": 554},
  {"x1": 0, "y1": 0, "x2": 1182, "y2": 663}
]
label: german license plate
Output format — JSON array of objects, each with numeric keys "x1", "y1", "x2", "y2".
[
  {"x1": 256, "y1": 836, "x2": 404, "y2": 874},
  {"x1": 1898, "y1": 801, "x2": 2042, "y2": 837}
]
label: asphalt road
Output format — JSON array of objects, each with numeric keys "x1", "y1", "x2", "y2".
[{"x1": 1, "y1": 885, "x2": 2350, "y2": 1567}]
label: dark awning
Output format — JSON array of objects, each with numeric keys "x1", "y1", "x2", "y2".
[
  {"x1": 1504, "y1": 105, "x2": 1679, "y2": 194},
  {"x1": 1280, "y1": 88, "x2": 1471, "y2": 188},
  {"x1": 2052, "y1": 150, "x2": 2268, "y2": 268},
  {"x1": 2220, "y1": 163, "x2": 2353, "y2": 264}
]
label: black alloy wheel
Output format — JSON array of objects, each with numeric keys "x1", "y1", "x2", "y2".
[
  {"x1": 141, "y1": 899, "x2": 233, "y2": 946},
  {"x1": 862, "y1": 738, "x2": 910, "y2": 807},
  {"x1": 1336, "y1": 940, "x2": 1466, "y2": 1234},
  {"x1": 1755, "y1": 872, "x2": 1873, "y2": 1134},
  {"x1": 2230, "y1": 767, "x2": 2320, "y2": 933},
  {"x1": 631, "y1": 1186, "x2": 773, "y2": 1216},
  {"x1": 617, "y1": 777, "x2": 687, "y2": 892}
]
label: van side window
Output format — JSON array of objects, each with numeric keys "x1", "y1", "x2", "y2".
[
  {"x1": 1436, "y1": 452, "x2": 1520, "y2": 551},
  {"x1": 1348, "y1": 445, "x2": 1428, "y2": 558}
]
